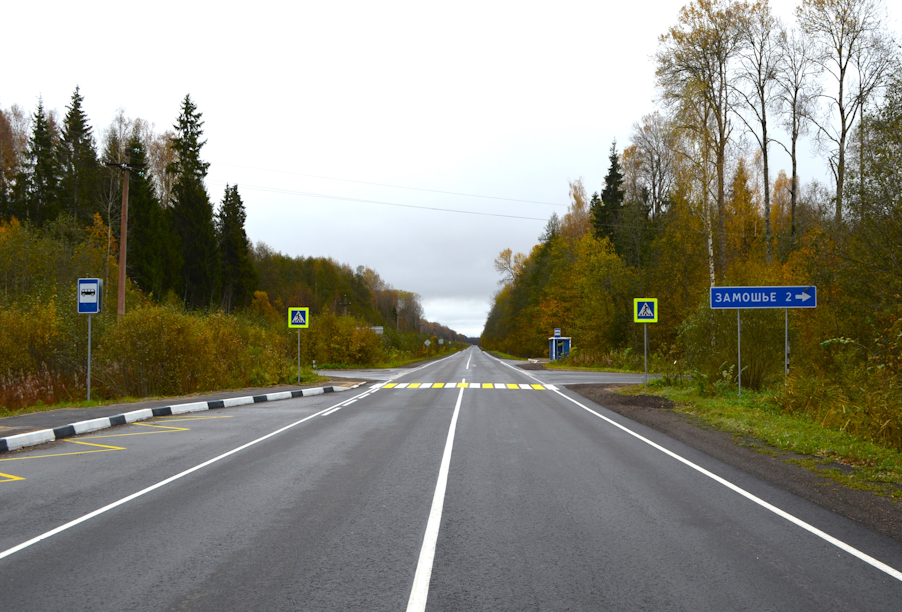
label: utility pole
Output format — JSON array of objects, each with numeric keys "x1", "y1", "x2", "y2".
[
  {"x1": 340, "y1": 294, "x2": 350, "y2": 317},
  {"x1": 105, "y1": 161, "x2": 143, "y2": 319}
]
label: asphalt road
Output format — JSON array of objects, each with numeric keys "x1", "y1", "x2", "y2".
[{"x1": 2, "y1": 346, "x2": 901, "y2": 611}]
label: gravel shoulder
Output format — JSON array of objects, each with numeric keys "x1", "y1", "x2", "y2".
[{"x1": 567, "y1": 383, "x2": 902, "y2": 543}]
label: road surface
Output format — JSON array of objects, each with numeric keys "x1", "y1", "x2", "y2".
[{"x1": 1, "y1": 347, "x2": 901, "y2": 610}]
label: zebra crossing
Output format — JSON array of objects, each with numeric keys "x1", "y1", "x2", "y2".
[{"x1": 376, "y1": 382, "x2": 556, "y2": 390}]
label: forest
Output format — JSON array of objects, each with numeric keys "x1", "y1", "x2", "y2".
[
  {"x1": 481, "y1": 0, "x2": 902, "y2": 449},
  {"x1": 0, "y1": 93, "x2": 467, "y2": 410}
]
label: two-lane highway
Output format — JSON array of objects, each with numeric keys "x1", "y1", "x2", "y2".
[{"x1": 2, "y1": 346, "x2": 901, "y2": 610}]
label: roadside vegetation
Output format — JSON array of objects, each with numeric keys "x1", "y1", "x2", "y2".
[
  {"x1": 0, "y1": 94, "x2": 468, "y2": 414},
  {"x1": 482, "y1": 0, "x2": 902, "y2": 457}
]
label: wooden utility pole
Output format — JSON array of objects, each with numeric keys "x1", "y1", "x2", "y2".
[{"x1": 105, "y1": 161, "x2": 143, "y2": 320}]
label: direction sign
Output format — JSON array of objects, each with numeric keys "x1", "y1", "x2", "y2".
[
  {"x1": 424, "y1": 339, "x2": 431, "y2": 346},
  {"x1": 710, "y1": 286, "x2": 816, "y2": 309},
  {"x1": 288, "y1": 307, "x2": 309, "y2": 328},
  {"x1": 633, "y1": 298, "x2": 658, "y2": 323},
  {"x1": 78, "y1": 278, "x2": 103, "y2": 314}
]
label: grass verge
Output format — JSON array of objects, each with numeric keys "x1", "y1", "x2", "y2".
[
  {"x1": 0, "y1": 370, "x2": 329, "y2": 419},
  {"x1": 544, "y1": 362, "x2": 642, "y2": 374},
  {"x1": 623, "y1": 381, "x2": 902, "y2": 500}
]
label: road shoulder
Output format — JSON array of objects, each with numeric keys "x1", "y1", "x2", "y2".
[{"x1": 567, "y1": 383, "x2": 902, "y2": 543}]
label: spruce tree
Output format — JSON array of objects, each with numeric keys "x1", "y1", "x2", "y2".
[
  {"x1": 591, "y1": 142, "x2": 625, "y2": 243},
  {"x1": 58, "y1": 86, "x2": 100, "y2": 222},
  {"x1": 125, "y1": 128, "x2": 181, "y2": 299},
  {"x1": 167, "y1": 95, "x2": 219, "y2": 308},
  {"x1": 216, "y1": 184, "x2": 257, "y2": 312},
  {"x1": 22, "y1": 98, "x2": 62, "y2": 226}
]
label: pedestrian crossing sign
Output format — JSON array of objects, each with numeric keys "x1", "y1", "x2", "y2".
[
  {"x1": 633, "y1": 298, "x2": 658, "y2": 323},
  {"x1": 288, "y1": 307, "x2": 309, "y2": 328}
]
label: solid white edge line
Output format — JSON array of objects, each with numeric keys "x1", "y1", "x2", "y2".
[
  {"x1": 0, "y1": 386, "x2": 374, "y2": 562},
  {"x1": 480, "y1": 350, "x2": 902, "y2": 582},
  {"x1": 406, "y1": 384, "x2": 465, "y2": 612}
]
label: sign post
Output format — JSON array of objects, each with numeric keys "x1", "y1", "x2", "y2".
[
  {"x1": 288, "y1": 307, "x2": 310, "y2": 382},
  {"x1": 633, "y1": 298, "x2": 658, "y2": 388},
  {"x1": 710, "y1": 286, "x2": 816, "y2": 395},
  {"x1": 78, "y1": 278, "x2": 103, "y2": 401}
]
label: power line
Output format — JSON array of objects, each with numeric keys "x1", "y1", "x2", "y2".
[
  {"x1": 207, "y1": 180, "x2": 549, "y2": 222},
  {"x1": 210, "y1": 162, "x2": 568, "y2": 208}
]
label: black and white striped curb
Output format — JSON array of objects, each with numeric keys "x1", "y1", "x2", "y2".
[{"x1": 0, "y1": 383, "x2": 364, "y2": 454}]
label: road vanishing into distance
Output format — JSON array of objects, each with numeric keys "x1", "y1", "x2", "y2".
[{"x1": 2, "y1": 347, "x2": 902, "y2": 611}]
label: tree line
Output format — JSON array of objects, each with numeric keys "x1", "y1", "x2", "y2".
[
  {"x1": 0, "y1": 88, "x2": 466, "y2": 342},
  {"x1": 482, "y1": 0, "x2": 902, "y2": 447}
]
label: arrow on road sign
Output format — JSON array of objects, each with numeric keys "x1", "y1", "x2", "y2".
[{"x1": 795, "y1": 292, "x2": 811, "y2": 302}]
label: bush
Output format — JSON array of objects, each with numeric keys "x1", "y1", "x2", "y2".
[{"x1": 680, "y1": 303, "x2": 784, "y2": 391}]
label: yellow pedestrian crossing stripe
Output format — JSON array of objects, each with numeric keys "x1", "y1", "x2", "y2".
[{"x1": 378, "y1": 382, "x2": 551, "y2": 390}]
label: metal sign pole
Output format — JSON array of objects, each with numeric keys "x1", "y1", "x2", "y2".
[
  {"x1": 87, "y1": 313, "x2": 92, "y2": 402},
  {"x1": 297, "y1": 329, "x2": 301, "y2": 383},
  {"x1": 644, "y1": 323, "x2": 648, "y2": 389},
  {"x1": 785, "y1": 308, "x2": 789, "y2": 383},
  {"x1": 737, "y1": 309, "x2": 742, "y2": 397}
]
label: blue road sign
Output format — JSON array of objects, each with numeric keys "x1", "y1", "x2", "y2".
[
  {"x1": 710, "y1": 286, "x2": 816, "y2": 309},
  {"x1": 78, "y1": 278, "x2": 103, "y2": 314},
  {"x1": 554, "y1": 328, "x2": 561, "y2": 338},
  {"x1": 288, "y1": 307, "x2": 309, "y2": 328}
]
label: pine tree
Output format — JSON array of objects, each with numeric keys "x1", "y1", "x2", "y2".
[
  {"x1": 20, "y1": 98, "x2": 62, "y2": 225},
  {"x1": 167, "y1": 95, "x2": 219, "y2": 308},
  {"x1": 58, "y1": 86, "x2": 100, "y2": 222},
  {"x1": 216, "y1": 184, "x2": 257, "y2": 312}
]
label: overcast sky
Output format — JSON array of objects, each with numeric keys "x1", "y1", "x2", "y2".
[{"x1": 5, "y1": 1, "x2": 897, "y2": 336}]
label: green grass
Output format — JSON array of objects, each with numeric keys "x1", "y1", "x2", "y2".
[
  {"x1": 623, "y1": 381, "x2": 902, "y2": 499},
  {"x1": 544, "y1": 362, "x2": 643, "y2": 374},
  {"x1": 317, "y1": 347, "x2": 466, "y2": 370},
  {"x1": 483, "y1": 350, "x2": 523, "y2": 360},
  {"x1": 0, "y1": 370, "x2": 330, "y2": 419}
]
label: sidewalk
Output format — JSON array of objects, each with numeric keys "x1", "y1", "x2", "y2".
[{"x1": 0, "y1": 379, "x2": 367, "y2": 440}]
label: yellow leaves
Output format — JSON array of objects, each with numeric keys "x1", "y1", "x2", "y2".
[{"x1": 0, "y1": 216, "x2": 21, "y2": 241}]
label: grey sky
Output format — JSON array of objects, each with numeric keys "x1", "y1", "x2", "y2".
[{"x1": 4, "y1": 0, "x2": 890, "y2": 336}]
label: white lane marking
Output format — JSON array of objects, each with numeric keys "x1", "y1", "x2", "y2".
[
  {"x1": 480, "y1": 350, "x2": 902, "y2": 583},
  {"x1": 406, "y1": 384, "x2": 465, "y2": 612},
  {"x1": 0, "y1": 387, "x2": 374, "y2": 561},
  {"x1": 466, "y1": 352, "x2": 472, "y2": 369}
]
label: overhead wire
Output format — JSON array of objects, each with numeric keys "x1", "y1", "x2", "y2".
[
  {"x1": 205, "y1": 180, "x2": 549, "y2": 222},
  {"x1": 210, "y1": 162, "x2": 569, "y2": 208}
]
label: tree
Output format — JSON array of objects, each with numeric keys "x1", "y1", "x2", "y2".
[
  {"x1": 630, "y1": 112, "x2": 677, "y2": 220},
  {"x1": 657, "y1": 0, "x2": 750, "y2": 278},
  {"x1": 57, "y1": 87, "x2": 100, "y2": 223},
  {"x1": 774, "y1": 27, "x2": 821, "y2": 239},
  {"x1": 216, "y1": 184, "x2": 257, "y2": 312},
  {"x1": 735, "y1": 0, "x2": 781, "y2": 262},
  {"x1": 124, "y1": 126, "x2": 180, "y2": 299},
  {"x1": 591, "y1": 142, "x2": 624, "y2": 243},
  {"x1": 20, "y1": 98, "x2": 62, "y2": 226},
  {"x1": 797, "y1": 0, "x2": 897, "y2": 223},
  {"x1": 167, "y1": 95, "x2": 220, "y2": 308}
]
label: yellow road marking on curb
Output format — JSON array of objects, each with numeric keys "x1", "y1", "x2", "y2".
[
  {"x1": 1, "y1": 472, "x2": 25, "y2": 483},
  {"x1": 0, "y1": 440, "x2": 125, "y2": 463}
]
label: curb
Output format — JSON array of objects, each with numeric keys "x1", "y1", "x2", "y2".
[{"x1": 0, "y1": 383, "x2": 364, "y2": 455}]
